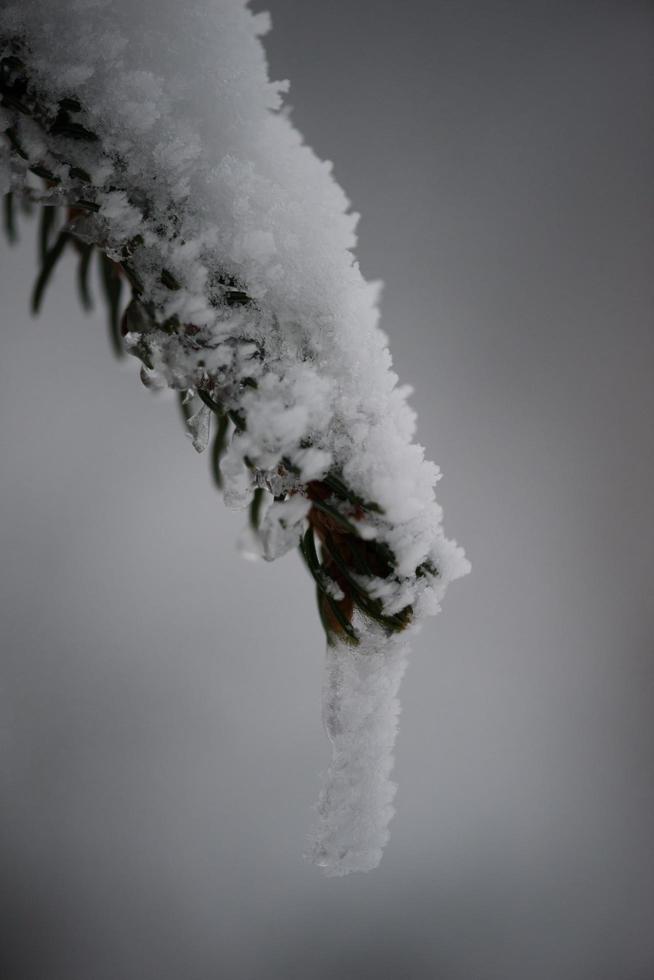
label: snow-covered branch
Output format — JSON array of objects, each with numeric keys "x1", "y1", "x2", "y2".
[{"x1": 0, "y1": 0, "x2": 468, "y2": 873}]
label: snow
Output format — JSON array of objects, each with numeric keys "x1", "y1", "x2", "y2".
[
  {"x1": 308, "y1": 630, "x2": 409, "y2": 876},
  {"x1": 0, "y1": 0, "x2": 469, "y2": 874}
]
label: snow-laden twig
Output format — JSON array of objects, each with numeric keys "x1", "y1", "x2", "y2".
[{"x1": 0, "y1": 0, "x2": 469, "y2": 872}]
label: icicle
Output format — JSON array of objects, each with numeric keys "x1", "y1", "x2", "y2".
[{"x1": 307, "y1": 628, "x2": 410, "y2": 876}]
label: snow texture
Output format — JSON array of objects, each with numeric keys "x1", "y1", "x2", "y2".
[
  {"x1": 0, "y1": 0, "x2": 470, "y2": 874},
  {"x1": 308, "y1": 630, "x2": 409, "y2": 876}
]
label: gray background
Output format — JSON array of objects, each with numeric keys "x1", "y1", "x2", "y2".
[{"x1": 1, "y1": 1, "x2": 653, "y2": 977}]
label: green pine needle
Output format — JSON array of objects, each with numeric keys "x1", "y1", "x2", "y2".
[
  {"x1": 76, "y1": 244, "x2": 94, "y2": 311},
  {"x1": 249, "y1": 487, "x2": 265, "y2": 531},
  {"x1": 31, "y1": 230, "x2": 70, "y2": 314},
  {"x1": 99, "y1": 251, "x2": 124, "y2": 358},
  {"x1": 210, "y1": 413, "x2": 229, "y2": 490},
  {"x1": 3, "y1": 192, "x2": 17, "y2": 244},
  {"x1": 38, "y1": 205, "x2": 57, "y2": 262}
]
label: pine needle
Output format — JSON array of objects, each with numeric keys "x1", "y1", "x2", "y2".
[
  {"x1": 31, "y1": 230, "x2": 70, "y2": 313},
  {"x1": 99, "y1": 251, "x2": 124, "y2": 358},
  {"x1": 3, "y1": 192, "x2": 17, "y2": 244}
]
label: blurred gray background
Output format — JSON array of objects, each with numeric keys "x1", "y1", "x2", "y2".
[{"x1": 1, "y1": 1, "x2": 653, "y2": 978}]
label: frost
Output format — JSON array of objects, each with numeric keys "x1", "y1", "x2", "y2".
[
  {"x1": 259, "y1": 495, "x2": 311, "y2": 561},
  {"x1": 220, "y1": 440, "x2": 253, "y2": 511},
  {"x1": 307, "y1": 630, "x2": 409, "y2": 876},
  {"x1": 185, "y1": 403, "x2": 211, "y2": 454}
]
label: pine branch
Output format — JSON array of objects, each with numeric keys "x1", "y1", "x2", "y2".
[{"x1": 0, "y1": 41, "x2": 440, "y2": 647}]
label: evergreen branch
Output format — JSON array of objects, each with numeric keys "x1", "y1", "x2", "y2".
[{"x1": 0, "y1": 45, "x2": 440, "y2": 648}]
